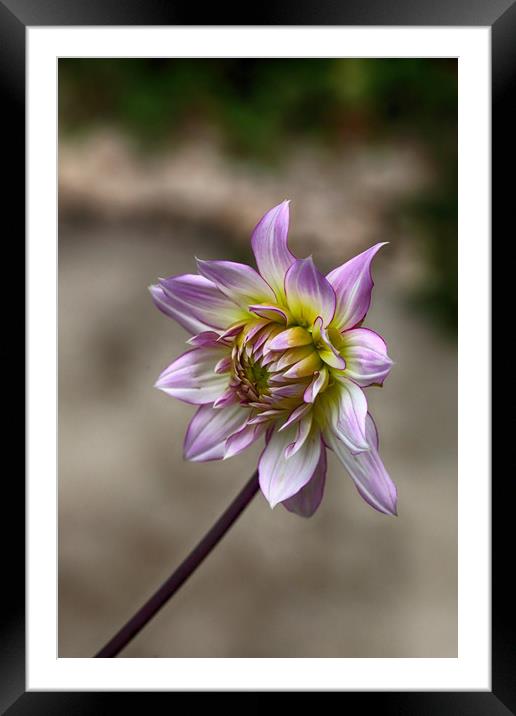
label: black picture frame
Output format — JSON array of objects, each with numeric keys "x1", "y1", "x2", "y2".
[{"x1": 3, "y1": 1, "x2": 504, "y2": 712}]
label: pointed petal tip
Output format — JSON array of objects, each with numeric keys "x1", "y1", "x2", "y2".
[
  {"x1": 386, "y1": 485, "x2": 398, "y2": 517},
  {"x1": 327, "y1": 242, "x2": 389, "y2": 331},
  {"x1": 194, "y1": 257, "x2": 211, "y2": 274},
  {"x1": 222, "y1": 439, "x2": 241, "y2": 460},
  {"x1": 266, "y1": 492, "x2": 283, "y2": 509},
  {"x1": 183, "y1": 445, "x2": 196, "y2": 461},
  {"x1": 251, "y1": 202, "x2": 295, "y2": 299},
  {"x1": 153, "y1": 374, "x2": 168, "y2": 391},
  {"x1": 380, "y1": 498, "x2": 398, "y2": 517}
]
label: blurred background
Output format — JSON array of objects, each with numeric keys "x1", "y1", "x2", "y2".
[{"x1": 58, "y1": 59, "x2": 457, "y2": 658}]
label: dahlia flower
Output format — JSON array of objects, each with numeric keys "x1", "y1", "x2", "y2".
[{"x1": 150, "y1": 201, "x2": 397, "y2": 518}]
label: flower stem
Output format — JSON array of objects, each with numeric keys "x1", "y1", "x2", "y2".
[{"x1": 94, "y1": 470, "x2": 260, "y2": 658}]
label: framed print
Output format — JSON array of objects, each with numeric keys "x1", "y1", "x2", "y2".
[{"x1": 3, "y1": 0, "x2": 506, "y2": 712}]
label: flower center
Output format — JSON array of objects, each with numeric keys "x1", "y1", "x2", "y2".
[
  {"x1": 245, "y1": 361, "x2": 269, "y2": 393},
  {"x1": 231, "y1": 343, "x2": 272, "y2": 404}
]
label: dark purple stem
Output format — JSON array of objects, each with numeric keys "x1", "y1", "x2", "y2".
[{"x1": 95, "y1": 470, "x2": 260, "y2": 658}]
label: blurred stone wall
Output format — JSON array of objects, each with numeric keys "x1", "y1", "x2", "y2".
[
  {"x1": 58, "y1": 136, "x2": 457, "y2": 658},
  {"x1": 59, "y1": 132, "x2": 427, "y2": 263}
]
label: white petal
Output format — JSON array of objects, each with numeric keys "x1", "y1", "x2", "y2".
[
  {"x1": 259, "y1": 424, "x2": 321, "y2": 508},
  {"x1": 325, "y1": 414, "x2": 397, "y2": 515},
  {"x1": 155, "y1": 346, "x2": 231, "y2": 404},
  {"x1": 184, "y1": 404, "x2": 249, "y2": 462}
]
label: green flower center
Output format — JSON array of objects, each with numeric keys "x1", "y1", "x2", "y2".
[{"x1": 244, "y1": 361, "x2": 269, "y2": 393}]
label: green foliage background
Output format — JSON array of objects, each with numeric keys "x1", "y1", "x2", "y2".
[{"x1": 60, "y1": 59, "x2": 457, "y2": 334}]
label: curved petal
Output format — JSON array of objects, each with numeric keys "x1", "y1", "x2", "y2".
[
  {"x1": 326, "y1": 243, "x2": 387, "y2": 331},
  {"x1": 284, "y1": 412, "x2": 313, "y2": 458},
  {"x1": 149, "y1": 284, "x2": 212, "y2": 334},
  {"x1": 251, "y1": 200, "x2": 295, "y2": 300},
  {"x1": 325, "y1": 413, "x2": 397, "y2": 516},
  {"x1": 155, "y1": 346, "x2": 231, "y2": 404},
  {"x1": 249, "y1": 304, "x2": 290, "y2": 324},
  {"x1": 187, "y1": 331, "x2": 223, "y2": 348},
  {"x1": 156, "y1": 274, "x2": 246, "y2": 331},
  {"x1": 303, "y1": 367, "x2": 329, "y2": 403},
  {"x1": 183, "y1": 403, "x2": 249, "y2": 462},
  {"x1": 214, "y1": 355, "x2": 232, "y2": 374},
  {"x1": 323, "y1": 377, "x2": 370, "y2": 452},
  {"x1": 258, "y1": 424, "x2": 321, "y2": 508},
  {"x1": 267, "y1": 326, "x2": 312, "y2": 351},
  {"x1": 196, "y1": 259, "x2": 276, "y2": 307},
  {"x1": 282, "y1": 350, "x2": 322, "y2": 379},
  {"x1": 273, "y1": 345, "x2": 314, "y2": 372},
  {"x1": 282, "y1": 444, "x2": 327, "y2": 518},
  {"x1": 247, "y1": 409, "x2": 286, "y2": 425},
  {"x1": 319, "y1": 351, "x2": 346, "y2": 370},
  {"x1": 285, "y1": 257, "x2": 336, "y2": 327},
  {"x1": 342, "y1": 327, "x2": 393, "y2": 387},
  {"x1": 224, "y1": 421, "x2": 266, "y2": 459},
  {"x1": 279, "y1": 403, "x2": 311, "y2": 432},
  {"x1": 312, "y1": 316, "x2": 346, "y2": 370},
  {"x1": 213, "y1": 386, "x2": 239, "y2": 409}
]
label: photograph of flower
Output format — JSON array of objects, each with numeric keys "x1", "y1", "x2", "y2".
[
  {"x1": 58, "y1": 58, "x2": 458, "y2": 658},
  {"x1": 152, "y1": 204, "x2": 396, "y2": 516}
]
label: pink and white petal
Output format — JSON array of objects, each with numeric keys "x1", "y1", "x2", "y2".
[
  {"x1": 326, "y1": 243, "x2": 387, "y2": 331},
  {"x1": 149, "y1": 284, "x2": 212, "y2": 334},
  {"x1": 325, "y1": 377, "x2": 370, "y2": 452},
  {"x1": 304, "y1": 367, "x2": 329, "y2": 403},
  {"x1": 319, "y1": 350, "x2": 346, "y2": 370},
  {"x1": 251, "y1": 200, "x2": 295, "y2": 300},
  {"x1": 214, "y1": 355, "x2": 232, "y2": 374},
  {"x1": 342, "y1": 327, "x2": 393, "y2": 387},
  {"x1": 224, "y1": 421, "x2": 267, "y2": 459},
  {"x1": 218, "y1": 322, "x2": 247, "y2": 342},
  {"x1": 196, "y1": 259, "x2": 276, "y2": 307},
  {"x1": 269, "y1": 382, "x2": 309, "y2": 400},
  {"x1": 187, "y1": 331, "x2": 222, "y2": 347},
  {"x1": 279, "y1": 403, "x2": 311, "y2": 432},
  {"x1": 213, "y1": 386, "x2": 239, "y2": 409},
  {"x1": 155, "y1": 346, "x2": 231, "y2": 404},
  {"x1": 285, "y1": 257, "x2": 336, "y2": 327},
  {"x1": 285, "y1": 412, "x2": 313, "y2": 458},
  {"x1": 158, "y1": 274, "x2": 246, "y2": 330},
  {"x1": 183, "y1": 403, "x2": 249, "y2": 462},
  {"x1": 259, "y1": 424, "x2": 321, "y2": 508},
  {"x1": 312, "y1": 316, "x2": 346, "y2": 369},
  {"x1": 249, "y1": 304, "x2": 290, "y2": 324},
  {"x1": 275, "y1": 345, "x2": 314, "y2": 371},
  {"x1": 325, "y1": 414, "x2": 397, "y2": 516},
  {"x1": 251, "y1": 323, "x2": 281, "y2": 354},
  {"x1": 267, "y1": 326, "x2": 313, "y2": 351},
  {"x1": 243, "y1": 320, "x2": 270, "y2": 347},
  {"x1": 247, "y1": 409, "x2": 286, "y2": 425},
  {"x1": 282, "y1": 444, "x2": 327, "y2": 518},
  {"x1": 282, "y1": 351, "x2": 322, "y2": 379}
]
